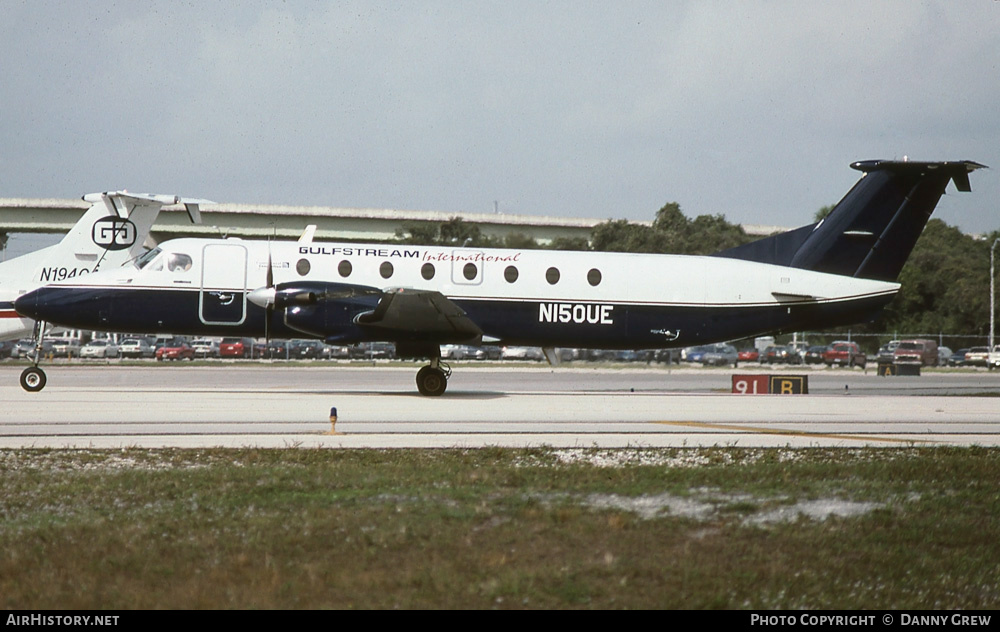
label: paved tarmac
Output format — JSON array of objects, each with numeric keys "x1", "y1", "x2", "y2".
[{"x1": 1, "y1": 362, "x2": 999, "y2": 448}]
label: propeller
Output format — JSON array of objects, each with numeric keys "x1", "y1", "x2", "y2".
[
  {"x1": 246, "y1": 233, "x2": 277, "y2": 358},
  {"x1": 264, "y1": 239, "x2": 274, "y2": 357}
]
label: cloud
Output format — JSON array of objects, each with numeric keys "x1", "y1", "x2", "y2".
[{"x1": 1, "y1": 1, "x2": 997, "y2": 233}]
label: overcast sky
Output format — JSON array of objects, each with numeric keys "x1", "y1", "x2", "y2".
[{"x1": 2, "y1": 0, "x2": 998, "y2": 258}]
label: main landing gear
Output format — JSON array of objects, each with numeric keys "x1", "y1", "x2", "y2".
[
  {"x1": 20, "y1": 321, "x2": 48, "y2": 392},
  {"x1": 416, "y1": 358, "x2": 451, "y2": 396}
]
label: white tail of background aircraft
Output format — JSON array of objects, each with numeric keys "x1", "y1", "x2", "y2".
[{"x1": 0, "y1": 191, "x2": 207, "y2": 341}]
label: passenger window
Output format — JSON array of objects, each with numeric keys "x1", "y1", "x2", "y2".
[
  {"x1": 421, "y1": 263, "x2": 435, "y2": 280},
  {"x1": 338, "y1": 260, "x2": 352, "y2": 277},
  {"x1": 463, "y1": 263, "x2": 477, "y2": 281},
  {"x1": 504, "y1": 266, "x2": 519, "y2": 283},
  {"x1": 546, "y1": 267, "x2": 560, "y2": 285},
  {"x1": 296, "y1": 258, "x2": 311, "y2": 276},
  {"x1": 587, "y1": 268, "x2": 602, "y2": 286},
  {"x1": 380, "y1": 261, "x2": 394, "y2": 279},
  {"x1": 167, "y1": 253, "x2": 193, "y2": 273}
]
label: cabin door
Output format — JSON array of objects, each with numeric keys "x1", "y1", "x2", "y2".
[{"x1": 199, "y1": 243, "x2": 248, "y2": 325}]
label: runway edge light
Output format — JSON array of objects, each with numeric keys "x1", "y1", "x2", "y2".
[{"x1": 328, "y1": 407, "x2": 338, "y2": 435}]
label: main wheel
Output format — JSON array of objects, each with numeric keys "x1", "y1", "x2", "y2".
[
  {"x1": 20, "y1": 367, "x2": 47, "y2": 392},
  {"x1": 416, "y1": 366, "x2": 448, "y2": 396}
]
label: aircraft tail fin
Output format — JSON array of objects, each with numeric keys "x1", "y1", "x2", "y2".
[
  {"x1": 714, "y1": 160, "x2": 987, "y2": 281},
  {"x1": 32, "y1": 191, "x2": 209, "y2": 284}
]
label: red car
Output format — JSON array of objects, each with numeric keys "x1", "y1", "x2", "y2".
[
  {"x1": 822, "y1": 342, "x2": 867, "y2": 368},
  {"x1": 220, "y1": 337, "x2": 254, "y2": 359},
  {"x1": 155, "y1": 339, "x2": 195, "y2": 361},
  {"x1": 738, "y1": 348, "x2": 760, "y2": 362}
]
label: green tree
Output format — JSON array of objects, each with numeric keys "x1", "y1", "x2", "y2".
[{"x1": 814, "y1": 205, "x2": 835, "y2": 222}]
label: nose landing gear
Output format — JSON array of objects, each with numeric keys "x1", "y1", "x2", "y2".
[{"x1": 20, "y1": 321, "x2": 48, "y2": 392}]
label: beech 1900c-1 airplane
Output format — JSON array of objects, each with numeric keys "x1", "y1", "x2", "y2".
[
  {"x1": 13, "y1": 160, "x2": 986, "y2": 395},
  {"x1": 1, "y1": 191, "x2": 206, "y2": 346}
]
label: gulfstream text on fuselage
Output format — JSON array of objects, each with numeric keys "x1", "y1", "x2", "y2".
[{"x1": 297, "y1": 246, "x2": 523, "y2": 263}]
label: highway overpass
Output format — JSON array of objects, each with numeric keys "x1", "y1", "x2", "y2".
[{"x1": 0, "y1": 196, "x2": 784, "y2": 251}]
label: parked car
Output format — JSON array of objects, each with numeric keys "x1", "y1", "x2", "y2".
[
  {"x1": 118, "y1": 338, "x2": 154, "y2": 358},
  {"x1": 0, "y1": 340, "x2": 15, "y2": 359},
  {"x1": 701, "y1": 343, "x2": 739, "y2": 367},
  {"x1": 440, "y1": 344, "x2": 474, "y2": 360},
  {"x1": 964, "y1": 346, "x2": 990, "y2": 367},
  {"x1": 988, "y1": 345, "x2": 1000, "y2": 371},
  {"x1": 47, "y1": 337, "x2": 81, "y2": 358},
  {"x1": 156, "y1": 338, "x2": 195, "y2": 361},
  {"x1": 13, "y1": 338, "x2": 52, "y2": 358},
  {"x1": 325, "y1": 344, "x2": 351, "y2": 359},
  {"x1": 737, "y1": 348, "x2": 760, "y2": 362},
  {"x1": 290, "y1": 339, "x2": 326, "y2": 359},
  {"x1": 478, "y1": 346, "x2": 503, "y2": 361},
  {"x1": 763, "y1": 345, "x2": 800, "y2": 364},
  {"x1": 822, "y1": 342, "x2": 867, "y2": 368},
  {"x1": 876, "y1": 341, "x2": 901, "y2": 364},
  {"x1": 804, "y1": 345, "x2": 828, "y2": 365},
  {"x1": 892, "y1": 339, "x2": 938, "y2": 367},
  {"x1": 501, "y1": 346, "x2": 543, "y2": 361},
  {"x1": 264, "y1": 340, "x2": 291, "y2": 359},
  {"x1": 191, "y1": 338, "x2": 220, "y2": 358},
  {"x1": 682, "y1": 345, "x2": 713, "y2": 363},
  {"x1": 947, "y1": 348, "x2": 970, "y2": 367},
  {"x1": 368, "y1": 342, "x2": 396, "y2": 359},
  {"x1": 787, "y1": 341, "x2": 809, "y2": 363},
  {"x1": 80, "y1": 338, "x2": 119, "y2": 359},
  {"x1": 219, "y1": 337, "x2": 254, "y2": 359}
]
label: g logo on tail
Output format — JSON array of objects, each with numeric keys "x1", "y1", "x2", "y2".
[{"x1": 92, "y1": 218, "x2": 137, "y2": 250}]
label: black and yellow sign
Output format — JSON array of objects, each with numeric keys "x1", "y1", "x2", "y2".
[
  {"x1": 769, "y1": 375, "x2": 808, "y2": 394},
  {"x1": 732, "y1": 375, "x2": 809, "y2": 394}
]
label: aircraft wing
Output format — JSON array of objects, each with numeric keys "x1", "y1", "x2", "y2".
[
  {"x1": 357, "y1": 288, "x2": 483, "y2": 342},
  {"x1": 259, "y1": 281, "x2": 483, "y2": 344}
]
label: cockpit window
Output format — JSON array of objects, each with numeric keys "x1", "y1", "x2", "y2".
[
  {"x1": 167, "y1": 253, "x2": 193, "y2": 272},
  {"x1": 135, "y1": 247, "x2": 162, "y2": 270}
]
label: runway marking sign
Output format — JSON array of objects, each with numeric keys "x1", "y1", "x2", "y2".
[{"x1": 732, "y1": 375, "x2": 808, "y2": 394}]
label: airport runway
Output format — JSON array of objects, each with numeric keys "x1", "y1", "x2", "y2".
[{"x1": 1, "y1": 363, "x2": 999, "y2": 448}]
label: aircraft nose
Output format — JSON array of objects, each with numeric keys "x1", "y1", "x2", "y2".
[{"x1": 13, "y1": 290, "x2": 40, "y2": 320}]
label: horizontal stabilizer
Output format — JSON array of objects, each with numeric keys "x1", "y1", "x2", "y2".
[{"x1": 81, "y1": 191, "x2": 211, "y2": 224}]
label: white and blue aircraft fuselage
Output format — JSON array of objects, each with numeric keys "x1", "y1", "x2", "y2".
[{"x1": 14, "y1": 160, "x2": 986, "y2": 395}]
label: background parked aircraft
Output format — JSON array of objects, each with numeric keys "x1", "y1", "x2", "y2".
[{"x1": 1, "y1": 191, "x2": 207, "y2": 387}]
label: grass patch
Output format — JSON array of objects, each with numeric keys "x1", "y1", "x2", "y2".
[{"x1": 0, "y1": 447, "x2": 998, "y2": 609}]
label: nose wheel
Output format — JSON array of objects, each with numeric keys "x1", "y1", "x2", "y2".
[
  {"x1": 20, "y1": 366, "x2": 47, "y2": 392},
  {"x1": 19, "y1": 320, "x2": 49, "y2": 392},
  {"x1": 416, "y1": 360, "x2": 450, "y2": 396}
]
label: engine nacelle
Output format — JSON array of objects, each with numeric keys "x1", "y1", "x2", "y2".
[{"x1": 273, "y1": 281, "x2": 382, "y2": 342}]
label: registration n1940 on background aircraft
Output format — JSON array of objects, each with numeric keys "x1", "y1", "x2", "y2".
[{"x1": 14, "y1": 159, "x2": 985, "y2": 395}]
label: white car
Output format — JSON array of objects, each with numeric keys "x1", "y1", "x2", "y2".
[
  {"x1": 118, "y1": 338, "x2": 154, "y2": 359},
  {"x1": 80, "y1": 339, "x2": 119, "y2": 359},
  {"x1": 47, "y1": 338, "x2": 81, "y2": 358},
  {"x1": 191, "y1": 339, "x2": 220, "y2": 358},
  {"x1": 501, "y1": 346, "x2": 543, "y2": 361}
]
